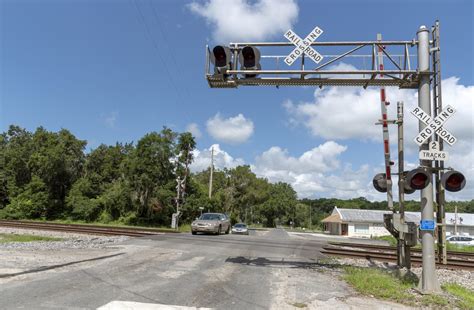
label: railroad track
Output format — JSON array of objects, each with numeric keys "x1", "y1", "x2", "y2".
[
  {"x1": 0, "y1": 220, "x2": 173, "y2": 237},
  {"x1": 322, "y1": 242, "x2": 474, "y2": 271},
  {"x1": 328, "y1": 242, "x2": 474, "y2": 258}
]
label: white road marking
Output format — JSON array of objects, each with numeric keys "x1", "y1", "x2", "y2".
[{"x1": 97, "y1": 300, "x2": 213, "y2": 310}]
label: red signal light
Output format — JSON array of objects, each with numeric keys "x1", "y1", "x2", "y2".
[
  {"x1": 239, "y1": 46, "x2": 261, "y2": 78},
  {"x1": 441, "y1": 171, "x2": 466, "y2": 192},
  {"x1": 213, "y1": 46, "x2": 229, "y2": 67},
  {"x1": 211, "y1": 46, "x2": 232, "y2": 75},
  {"x1": 411, "y1": 173, "x2": 428, "y2": 188},
  {"x1": 406, "y1": 168, "x2": 430, "y2": 190}
]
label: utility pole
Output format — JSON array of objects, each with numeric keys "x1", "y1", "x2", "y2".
[
  {"x1": 208, "y1": 147, "x2": 214, "y2": 199},
  {"x1": 417, "y1": 25, "x2": 441, "y2": 293}
]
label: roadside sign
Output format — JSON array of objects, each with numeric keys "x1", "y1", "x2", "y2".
[
  {"x1": 171, "y1": 212, "x2": 181, "y2": 229},
  {"x1": 411, "y1": 105, "x2": 457, "y2": 146},
  {"x1": 420, "y1": 220, "x2": 436, "y2": 231},
  {"x1": 171, "y1": 213, "x2": 178, "y2": 228},
  {"x1": 284, "y1": 27, "x2": 324, "y2": 65},
  {"x1": 419, "y1": 141, "x2": 449, "y2": 161}
]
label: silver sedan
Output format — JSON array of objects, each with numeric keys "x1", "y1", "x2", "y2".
[
  {"x1": 191, "y1": 213, "x2": 231, "y2": 235},
  {"x1": 231, "y1": 223, "x2": 249, "y2": 235}
]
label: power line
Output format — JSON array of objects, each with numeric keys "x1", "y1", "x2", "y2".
[
  {"x1": 131, "y1": 0, "x2": 184, "y2": 107},
  {"x1": 148, "y1": 0, "x2": 192, "y2": 101}
]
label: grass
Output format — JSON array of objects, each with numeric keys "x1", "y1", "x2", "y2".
[
  {"x1": 342, "y1": 266, "x2": 414, "y2": 303},
  {"x1": 373, "y1": 235, "x2": 398, "y2": 246},
  {"x1": 446, "y1": 243, "x2": 474, "y2": 253},
  {"x1": 420, "y1": 294, "x2": 449, "y2": 307},
  {"x1": 373, "y1": 235, "x2": 474, "y2": 253},
  {"x1": 342, "y1": 266, "x2": 474, "y2": 308},
  {"x1": 0, "y1": 233, "x2": 62, "y2": 243},
  {"x1": 290, "y1": 302, "x2": 307, "y2": 308},
  {"x1": 178, "y1": 224, "x2": 191, "y2": 232},
  {"x1": 443, "y1": 283, "x2": 474, "y2": 309}
]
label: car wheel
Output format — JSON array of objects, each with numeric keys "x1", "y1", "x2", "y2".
[
  {"x1": 225, "y1": 225, "x2": 230, "y2": 234},
  {"x1": 192, "y1": 230, "x2": 196, "y2": 235}
]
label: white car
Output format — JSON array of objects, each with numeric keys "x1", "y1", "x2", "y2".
[
  {"x1": 231, "y1": 223, "x2": 249, "y2": 235},
  {"x1": 191, "y1": 213, "x2": 231, "y2": 235},
  {"x1": 446, "y1": 235, "x2": 474, "y2": 246}
]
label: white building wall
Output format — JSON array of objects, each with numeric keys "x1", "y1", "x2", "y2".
[
  {"x1": 370, "y1": 223, "x2": 391, "y2": 237},
  {"x1": 348, "y1": 224, "x2": 355, "y2": 236},
  {"x1": 348, "y1": 222, "x2": 391, "y2": 237}
]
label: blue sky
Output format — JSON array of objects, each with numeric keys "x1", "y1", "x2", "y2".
[{"x1": 1, "y1": 0, "x2": 473, "y2": 200}]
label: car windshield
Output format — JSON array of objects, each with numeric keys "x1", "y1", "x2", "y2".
[
  {"x1": 234, "y1": 224, "x2": 246, "y2": 228},
  {"x1": 199, "y1": 214, "x2": 220, "y2": 221}
]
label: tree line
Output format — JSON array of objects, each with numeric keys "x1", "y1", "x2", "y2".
[{"x1": 1, "y1": 125, "x2": 472, "y2": 229}]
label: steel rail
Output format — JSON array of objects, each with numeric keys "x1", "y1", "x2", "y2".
[
  {"x1": 328, "y1": 242, "x2": 474, "y2": 258},
  {"x1": 321, "y1": 247, "x2": 474, "y2": 270},
  {"x1": 0, "y1": 220, "x2": 170, "y2": 237}
]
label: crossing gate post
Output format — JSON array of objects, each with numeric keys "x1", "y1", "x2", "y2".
[{"x1": 416, "y1": 26, "x2": 441, "y2": 293}]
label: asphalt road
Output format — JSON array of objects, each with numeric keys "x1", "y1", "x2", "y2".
[{"x1": 0, "y1": 229, "x2": 400, "y2": 309}]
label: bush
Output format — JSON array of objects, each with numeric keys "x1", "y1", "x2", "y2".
[
  {"x1": 69, "y1": 197, "x2": 102, "y2": 221},
  {"x1": 99, "y1": 181, "x2": 132, "y2": 220},
  {"x1": 66, "y1": 178, "x2": 102, "y2": 221},
  {"x1": 3, "y1": 177, "x2": 50, "y2": 219}
]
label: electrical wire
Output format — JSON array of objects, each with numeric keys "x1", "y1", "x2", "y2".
[
  {"x1": 131, "y1": 0, "x2": 185, "y2": 107},
  {"x1": 148, "y1": 0, "x2": 192, "y2": 101}
]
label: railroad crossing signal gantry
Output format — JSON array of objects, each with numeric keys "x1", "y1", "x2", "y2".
[
  {"x1": 205, "y1": 37, "x2": 421, "y2": 89},
  {"x1": 204, "y1": 22, "x2": 467, "y2": 294}
]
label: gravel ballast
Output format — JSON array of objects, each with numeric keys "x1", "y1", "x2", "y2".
[{"x1": 0, "y1": 227, "x2": 129, "y2": 250}]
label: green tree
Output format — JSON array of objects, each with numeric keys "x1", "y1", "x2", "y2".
[
  {"x1": 28, "y1": 127, "x2": 86, "y2": 217},
  {"x1": 65, "y1": 177, "x2": 101, "y2": 221},
  {"x1": 258, "y1": 182, "x2": 297, "y2": 227},
  {"x1": 123, "y1": 128, "x2": 176, "y2": 219},
  {"x1": 4, "y1": 176, "x2": 50, "y2": 219}
]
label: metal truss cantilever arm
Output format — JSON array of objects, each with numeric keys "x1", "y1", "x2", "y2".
[
  {"x1": 376, "y1": 43, "x2": 403, "y2": 71},
  {"x1": 313, "y1": 44, "x2": 366, "y2": 71}
]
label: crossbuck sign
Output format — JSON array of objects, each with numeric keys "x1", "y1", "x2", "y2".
[
  {"x1": 284, "y1": 27, "x2": 324, "y2": 66},
  {"x1": 411, "y1": 105, "x2": 457, "y2": 147}
]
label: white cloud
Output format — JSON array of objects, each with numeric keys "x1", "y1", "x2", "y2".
[
  {"x1": 251, "y1": 141, "x2": 373, "y2": 199},
  {"x1": 284, "y1": 64, "x2": 416, "y2": 142},
  {"x1": 190, "y1": 144, "x2": 245, "y2": 172},
  {"x1": 104, "y1": 112, "x2": 118, "y2": 128},
  {"x1": 285, "y1": 67, "x2": 473, "y2": 145},
  {"x1": 284, "y1": 70, "x2": 474, "y2": 199},
  {"x1": 188, "y1": 0, "x2": 299, "y2": 43},
  {"x1": 253, "y1": 141, "x2": 347, "y2": 175},
  {"x1": 185, "y1": 123, "x2": 202, "y2": 138},
  {"x1": 206, "y1": 113, "x2": 254, "y2": 144}
]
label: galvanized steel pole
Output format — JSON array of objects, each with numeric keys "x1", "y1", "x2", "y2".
[{"x1": 417, "y1": 25, "x2": 441, "y2": 293}]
